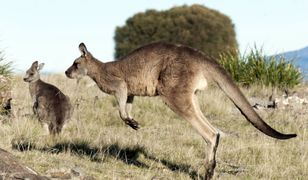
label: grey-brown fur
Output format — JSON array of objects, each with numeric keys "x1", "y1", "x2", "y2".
[
  {"x1": 65, "y1": 42, "x2": 296, "y2": 179},
  {"x1": 24, "y1": 61, "x2": 72, "y2": 135}
]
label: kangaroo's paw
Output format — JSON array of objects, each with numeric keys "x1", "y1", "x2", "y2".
[{"x1": 124, "y1": 118, "x2": 140, "y2": 130}]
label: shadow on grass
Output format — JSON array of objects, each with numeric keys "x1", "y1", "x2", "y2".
[
  {"x1": 12, "y1": 139, "x2": 201, "y2": 179},
  {"x1": 143, "y1": 153, "x2": 202, "y2": 179},
  {"x1": 11, "y1": 138, "x2": 36, "y2": 152}
]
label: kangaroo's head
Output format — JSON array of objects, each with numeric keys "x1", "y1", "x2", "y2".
[
  {"x1": 65, "y1": 43, "x2": 92, "y2": 79},
  {"x1": 23, "y1": 61, "x2": 45, "y2": 83}
]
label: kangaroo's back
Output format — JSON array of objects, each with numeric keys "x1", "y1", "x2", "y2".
[{"x1": 109, "y1": 42, "x2": 207, "y2": 96}]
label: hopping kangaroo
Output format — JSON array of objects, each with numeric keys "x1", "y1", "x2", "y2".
[
  {"x1": 65, "y1": 43, "x2": 296, "y2": 179},
  {"x1": 24, "y1": 61, "x2": 73, "y2": 135}
]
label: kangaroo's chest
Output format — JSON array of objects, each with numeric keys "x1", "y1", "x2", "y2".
[
  {"x1": 126, "y1": 78, "x2": 158, "y2": 96},
  {"x1": 29, "y1": 85, "x2": 38, "y2": 102}
]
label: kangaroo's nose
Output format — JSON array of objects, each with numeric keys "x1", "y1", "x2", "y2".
[{"x1": 65, "y1": 71, "x2": 68, "y2": 75}]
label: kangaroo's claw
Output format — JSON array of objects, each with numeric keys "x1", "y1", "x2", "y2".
[{"x1": 124, "y1": 118, "x2": 140, "y2": 130}]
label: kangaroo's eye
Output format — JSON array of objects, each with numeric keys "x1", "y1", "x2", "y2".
[{"x1": 29, "y1": 73, "x2": 34, "y2": 76}]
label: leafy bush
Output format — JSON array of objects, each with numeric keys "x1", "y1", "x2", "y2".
[
  {"x1": 220, "y1": 47, "x2": 302, "y2": 89},
  {"x1": 114, "y1": 4, "x2": 238, "y2": 59}
]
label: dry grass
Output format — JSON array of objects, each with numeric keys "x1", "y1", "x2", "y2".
[{"x1": 0, "y1": 74, "x2": 307, "y2": 179}]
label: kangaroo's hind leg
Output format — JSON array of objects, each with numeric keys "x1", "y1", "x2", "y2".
[
  {"x1": 160, "y1": 92, "x2": 220, "y2": 180},
  {"x1": 192, "y1": 95, "x2": 220, "y2": 179},
  {"x1": 126, "y1": 95, "x2": 134, "y2": 119}
]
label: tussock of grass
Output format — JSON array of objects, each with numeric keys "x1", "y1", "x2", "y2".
[
  {"x1": 0, "y1": 74, "x2": 306, "y2": 179},
  {"x1": 220, "y1": 46, "x2": 302, "y2": 89},
  {"x1": 0, "y1": 51, "x2": 12, "y2": 77}
]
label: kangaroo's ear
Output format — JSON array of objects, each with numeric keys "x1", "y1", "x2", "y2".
[
  {"x1": 37, "y1": 63, "x2": 45, "y2": 71},
  {"x1": 32, "y1": 61, "x2": 38, "y2": 69},
  {"x1": 79, "y1": 43, "x2": 88, "y2": 56}
]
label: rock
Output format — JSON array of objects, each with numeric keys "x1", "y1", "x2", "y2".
[
  {"x1": 0, "y1": 148, "x2": 49, "y2": 179},
  {"x1": 275, "y1": 93, "x2": 307, "y2": 109},
  {"x1": 45, "y1": 167, "x2": 95, "y2": 180},
  {"x1": 250, "y1": 90, "x2": 308, "y2": 110},
  {"x1": 0, "y1": 148, "x2": 95, "y2": 180},
  {"x1": 249, "y1": 96, "x2": 276, "y2": 110}
]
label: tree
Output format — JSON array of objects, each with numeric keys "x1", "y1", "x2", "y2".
[{"x1": 114, "y1": 4, "x2": 238, "y2": 59}]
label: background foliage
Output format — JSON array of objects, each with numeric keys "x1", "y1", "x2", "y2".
[
  {"x1": 219, "y1": 47, "x2": 302, "y2": 89},
  {"x1": 114, "y1": 4, "x2": 238, "y2": 59},
  {"x1": 0, "y1": 50, "x2": 12, "y2": 77}
]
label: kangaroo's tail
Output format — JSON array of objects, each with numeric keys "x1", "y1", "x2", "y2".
[{"x1": 208, "y1": 60, "x2": 296, "y2": 140}]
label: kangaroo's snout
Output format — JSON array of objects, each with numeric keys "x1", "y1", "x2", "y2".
[
  {"x1": 23, "y1": 77, "x2": 29, "y2": 82},
  {"x1": 65, "y1": 70, "x2": 72, "y2": 78}
]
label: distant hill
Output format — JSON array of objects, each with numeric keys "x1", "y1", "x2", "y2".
[{"x1": 275, "y1": 46, "x2": 308, "y2": 79}]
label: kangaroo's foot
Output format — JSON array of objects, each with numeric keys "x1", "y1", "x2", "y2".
[
  {"x1": 204, "y1": 160, "x2": 216, "y2": 180},
  {"x1": 124, "y1": 118, "x2": 139, "y2": 130}
]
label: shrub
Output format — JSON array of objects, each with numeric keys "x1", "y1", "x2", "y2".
[
  {"x1": 0, "y1": 51, "x2": 12, "y2": 76},
  {"x1": 219, "y1": 46, "x2": 302, "y2": 89},
  {"x1": 114, "y1": 4, "x2": 238, "y2": 59}
]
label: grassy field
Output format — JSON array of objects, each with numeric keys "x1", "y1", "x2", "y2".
[{"x1": 0, "y1": 74, "x2": 307, "y2": 179}]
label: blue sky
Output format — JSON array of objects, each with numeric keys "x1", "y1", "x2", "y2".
[{"x1": 1, "y1": 0, "x2": 307, "y2": 73}]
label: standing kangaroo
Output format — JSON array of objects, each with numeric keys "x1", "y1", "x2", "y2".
[
  {"x1": 65, "y1": 42, "x2": 296, "y2": 179},
  {"x1": 24, "y1": 61, "x2": 73, "y2": 135}
]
